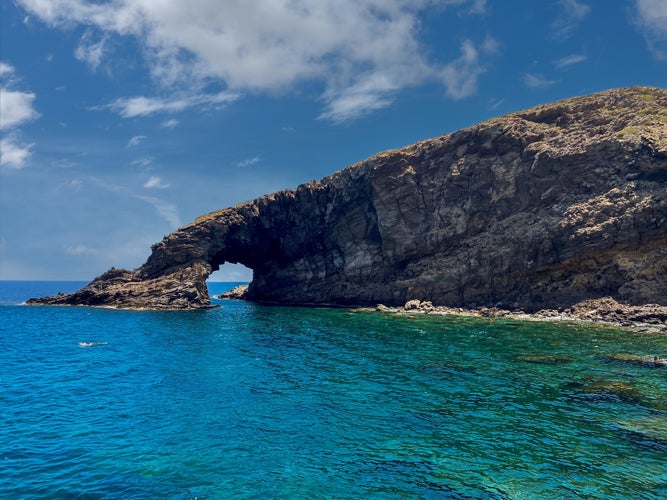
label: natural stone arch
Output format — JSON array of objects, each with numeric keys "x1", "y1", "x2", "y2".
[{"x1": 27, "y1": 87, "x2": 667, "y2": 312}]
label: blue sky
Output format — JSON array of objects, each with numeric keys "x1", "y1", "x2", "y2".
[{"x1": 1, "y1": 0, "x2": 666, "y2": 281}]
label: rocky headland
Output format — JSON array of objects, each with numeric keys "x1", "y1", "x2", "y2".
[{"x1": 28, "y1": 86, "x2": 667, "y2": 330}]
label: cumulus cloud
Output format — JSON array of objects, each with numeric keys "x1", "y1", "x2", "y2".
[
  {"x1": 0, "y1": 62, "x2": 38, "y2": 168},
  {"x1": 635, "y1": 0, "x2": 667, "y2": 59},
  {"x1": 0, "y1": 88, "x2": 39, "y2": 130},
  {"x1": 16, "y1": 0, "x2": 492, "y2": 122},
  {"x1": 0, "y1": 62, "x2": 14, "y2": 78},
  {"x1": 552, "y1": 0, "x2": 590, "y2": 40},
  {"x1": 1, "y1": 133, "x2": 34, "y2": 169}
]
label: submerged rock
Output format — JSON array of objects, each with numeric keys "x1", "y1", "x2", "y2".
[
  {"x1": 565, "y1": 379, "x2": 645, "y2": 404},
  {"x1": 606, "y1": 353, "x2": 667, "y2": 367},
  {"x1": 585, "y1": 381, "x2": 645, "y2": 403},
  {"x1": 28, "y1": 87, "x2": 667, "y2": 312},
  {"x1": 616, "y1": 416, "x2": 667, "y2": 443},
  {"x1": 516, "y1": 355, "x2": 572, "y2": 365}
]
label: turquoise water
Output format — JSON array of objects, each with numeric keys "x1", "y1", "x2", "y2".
[{"x1": 1, "y1": 282, "x2": 666, "y2": 499}]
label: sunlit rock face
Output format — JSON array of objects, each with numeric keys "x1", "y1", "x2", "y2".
[{"x1": 29, "y1": 87, "x2": 667, "y2": 310}]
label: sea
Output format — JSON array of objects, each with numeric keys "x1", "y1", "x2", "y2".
[{"x1": 0, "y1": 281, "x2": 665, "y2": 499}]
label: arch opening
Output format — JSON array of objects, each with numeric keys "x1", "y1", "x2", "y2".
[
  {"x1": 206, "y1": 263, "x2": 253, "y2": 300},
  {"x1": 207, "y1": 262, "x2": 253, "y2": 283}
]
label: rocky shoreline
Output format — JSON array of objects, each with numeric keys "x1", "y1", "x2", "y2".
[
  {"x1": 216, "y1": 286, "x2": 667, "y2": 333},
  {"x1": 370, "y1": 297, "x2": 667, "y2": 334}
]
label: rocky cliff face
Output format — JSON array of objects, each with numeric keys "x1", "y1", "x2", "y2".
[{"x1": 29, "y1": 86, "x2": 667, "y2": 312}]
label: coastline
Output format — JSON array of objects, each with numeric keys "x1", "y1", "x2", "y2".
[
  {"x1": 217, "y1": 285, "x2": 667, "y2": 333},
  {"x1": 365, "y1": 298, "x2": 667, "y2": 335},
  {"x1": 24, "y1": 281, "x2": 667, "y2": 334}
]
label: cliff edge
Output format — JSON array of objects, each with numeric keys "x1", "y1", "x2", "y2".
[{"x1": 28, "y1": 87, "x2": 667, "y2": 321}]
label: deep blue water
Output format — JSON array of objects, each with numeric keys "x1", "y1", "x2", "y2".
[{"x1": 1, "y1": 281, "x2": 666, "y2": 499}]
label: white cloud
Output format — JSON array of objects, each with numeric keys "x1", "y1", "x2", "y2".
[
  {"x1": 107, "y1": 91, "x2": 239, "y2": 118},
  {"x1": 636, "y1": 0, "x2": 667, "y2": 59},
  {"x1": 138, "y1": 195, "x2": 181, "y2": 228},
  {"x1": 0, "y1": 62, "x2": 14, "y2": 78},
  {"x1": 92, "y1": 177, "x2": 181, "y2": 228},
  {"x1": 465, "y1": 0, "x2": 487, "y2": 15},
  {"x1": 319, "y1": 71, "x2": 402, "y2": 122},
  {"x1": 16, "y1": 0, "x2": 491, "y2": 122},
  {"x1": 144, "y1": 175, "x2": 170, "y2": 189},
  {"x1": 480, "y1": 35, "x2": 500, "y2": 55},
  {"x1": 440, "y1": 40, "x2": 488, "y2": 99},
  {"x1": 523, "y1": 73, "x2": 558, "y2": 89},
  {"x1": 0, "y1": 62, "x2": 39, "y2": 168},
  {"x1": 75, "y1": 30, "x2": 108, "y2": 71},
  {"x1": 0, "y1": 88, "x2": 39, "y2": 130},
  {"x1": 132, "y1": 157, "x2": 154, "y2": 168},
  {"x1": 65, "y1": 244, "x2": 99, "y2": 255},
  {"x1": 422, "y1": 0, "x2": 488, "y2": 15},
  {"x1": 554, "y1": 54, "x2": 587, "y2": 69},
  {"x1": 51, "y1": 158, "x2": 78, "y2": 169},
  {"x1": 488, "y1": 97, "x2": 505, "y2": 111},
  {"x1": 552, "y1": 0, "x2": 590, "y2": 40},
  {"x1": 127, "y1": 135, "x2": 147, "y2": 147},
  {"x1": 235, "y1": 156, "x2": 261, "y2": 168},
  {"x1": 62, "y1": 179, "x2": 83, "y2": 191},
  {"x1": 0, "y1": 133, "x2": 34, "y2": 169},
  {"x1": 161, "y1": 118, "x2": 179, "y2": 128}
]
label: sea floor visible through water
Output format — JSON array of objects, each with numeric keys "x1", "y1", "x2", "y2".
[{"x1": 1, "y1": 281, "x2": 666, "y2": 499}]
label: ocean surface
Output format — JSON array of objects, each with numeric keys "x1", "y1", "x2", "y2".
[{"x1": 1, "y1": 281, "x2": 666, "y2": 499}]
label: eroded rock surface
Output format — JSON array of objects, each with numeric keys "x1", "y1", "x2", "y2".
[{"x1": 28, "y1": 86, "x2": 667, "y2": 312}]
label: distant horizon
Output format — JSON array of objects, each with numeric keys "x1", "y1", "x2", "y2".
[
  {"x1": 2, "y1": 0, "x2": 666, "y2": 280},
  {"x1": 0, "y1": 265, "x2": 253, "y2": 281}
]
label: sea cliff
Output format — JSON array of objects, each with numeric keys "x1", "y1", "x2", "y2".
[{"x1": 29, "y1": 86, "x2": 667, "y2": 326}]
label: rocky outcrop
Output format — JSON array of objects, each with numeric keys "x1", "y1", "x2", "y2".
[
  {"x1": 368, "y1": 296, "x2": 667, "y2": 333},
  {"x1": 28, "y1": 86, "x2": 667, "y2": 313},
  {"x1": 215, "y1": 284, "x2": 249, "y2": 300}
]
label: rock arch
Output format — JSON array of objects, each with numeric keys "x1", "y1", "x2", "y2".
[{"x1": 28, "y1": 87, "x2": 667, "y2": 311}]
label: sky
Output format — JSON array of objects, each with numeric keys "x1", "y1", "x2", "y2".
[{"x1": 1, "y1": 0, "x2": 666, "y2": 282}]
